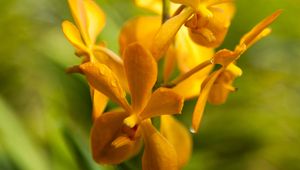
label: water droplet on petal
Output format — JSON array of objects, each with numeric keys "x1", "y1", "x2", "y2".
[
  {"x1": 99, "y1": 67, "x2": 105, "y2": 75},
  {"x1": 111, "y1": 80, "x2": 117, "y2": 87},
  {"x1": 189, "y1": 126, "x2": 196, "y2": 134}
]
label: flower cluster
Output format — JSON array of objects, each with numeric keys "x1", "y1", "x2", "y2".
[{"x1": 62, "y1": 0, "x2": 281, "y2": 169}]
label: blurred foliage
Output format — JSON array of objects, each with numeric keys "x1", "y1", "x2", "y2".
[{"x1": 0, "y1": 0, "x2": 300, "y2": 170}]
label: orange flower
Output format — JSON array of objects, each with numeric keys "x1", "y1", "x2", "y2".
[
  {"x1": 170, "y1": 0, "x2": 235, "y2": 48},
  {"x1": 79, "y1": 43, "x2": 184, "y2": 169},
  {"x1": 62, "y1": 0, "x2": 126, "y2": 120},
  {"x1": 191, "y1": 10, "x2": 282, "y2": 132},
  {"x1": 120, "y1": 7, "x2": 213, "y2": 99}
]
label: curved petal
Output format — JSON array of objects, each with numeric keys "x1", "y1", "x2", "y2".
[
  {"x1": 239, "y1": 10, "x2": 281, "y2": 48},
  {"x1": 186, "y1": 2, "x2": 235, "y2": 48},
  {"x1": 163, "y1": 45, "x2": 177, "y2": 83},
  {"x1": 150, "y1": 7, "x2": 194, "y2": 60},
  {"x1": 79, "y1": 62, "x2": 131, "y2": 112},
  {"x1": 140, "y1": 88, "x2": 184, "y2": 120},
  {"x1": 207, "y1": 63, "x2": 241, "y2": 105},
  {"x1": 176, "y1": 26, "x2": 214, "y2": 73},
  {"x1": 160, "y1": 115, "x2": 192, "y2": 168},
  {"x1": 119, "y1": 16, "x2": 161, "y2": 56},
  {"x1": 84, "y1": 0, "x2": 106, "y2": 43},
  {"x1": 141, "y1": 120, "x2": 178, "y2": 170},
  {"x1": 90, "y1": 87, "x2": 108, "y2": 120},
  {"x1": 192, "y1": 68, "x2": 223, "y2": 132},
  {"x1": 93, "y1": 46, "x2": 128, "y2": 91},
  {"x1": 123, "y1": 43, "x2": 157, "y2": 113},
  {"x1": 91, "y1": 112, "x2": 140, "y2": 164},
  {"x1": 212, "y1": 49, "x2": 239, "y2": 66},
  {"x1": 68, "y1": 0, "x2": 90, "y2": 44},
  {"x1": 62, "y1": 20, "x2": 87, "y2": 52}
]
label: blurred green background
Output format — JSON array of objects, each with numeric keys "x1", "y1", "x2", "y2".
[{"x1": 1, "y1": 0, "x2": 300, "y2": 170}]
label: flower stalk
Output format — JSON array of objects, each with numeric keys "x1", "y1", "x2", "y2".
[
  {"x1": 163, "y1": 59, "x2": 213, "y2": 88},
  {"x1": 162, "y1": 0, "x2": 171, "y2": 23}
]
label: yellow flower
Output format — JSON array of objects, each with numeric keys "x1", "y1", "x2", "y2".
[
  {"x1": 171, "y1": 0, "x2": 235, "y2": 48},
  {"x1": 120, "y1": 5, "x2": 213, "y2": 99},
  {"x1": 62, "y1": 0, "x2": 126, "y2": 120},
  {"x1": 191, "y1": 10, "x2": 282, "y2": 132},
  {"x1": 79, "y1": 43, "x2": 185, "y2": 169}
]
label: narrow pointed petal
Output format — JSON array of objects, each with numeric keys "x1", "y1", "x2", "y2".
[
  {"x1": 91, "y1": 88, "x2": 108, "y2": 120},
  {"x1": 141, "y1": 121, "x2": 178, "y2": 170},
  {"x1": 84, "y1": 0, "x2": 106, "y2": 43},
  {"x1": 150, "y1": 7, "x2": 194, "y2": 60},
  {"x1": 68, "y1": 0, "x2": 90, "y2": 44},
  {"x1": 119, "y1": 16, "x2": 161, "y2": 56},
  {"x1": 163, "y1": 45, "x2": 177, "y2": 83},
  {"x1": 140, "y1": 88, "x2": 184, "y2": 120},
  {"x1": 62, "y1": 20, "x2": 87, "y2": 52},
  {"x1": 91, "y1": 112, "x2": 140, "y2": 164},
  {"x1": 192, "y1": 69, "x2": 223, "y2": 132},
  {"x1": 161, "y1": 115, "x2": 192, "y2": 168},
  {"x1": 79, "y1": 62, "x2": 131, "y2": 112},
  {"x1": 123, "y1": 43, "x2": 157, "y2": 113},
  {"x1": 239, "y1": 10, "x2": 282, "y2": 47}
]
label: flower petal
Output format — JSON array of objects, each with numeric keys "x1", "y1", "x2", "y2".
[
  {"x1": 90, "y1": 87, "x2": 108, "y2": 120},
  {"x1": 172, "y1": 70, "x2": 207, "y2": 99},
  {"x1": 123, "y1": 43, "x2": 157, "y2": 113},
  {"x1": 170, "y1": 0, "x2": 198, "y2": 9},
  {"x1": 84, "y1": 0, "x2": 106, "y2": 43},
  {"x1": 134, "y1": 0, "x2": 163, "y2": 14},
  {"x1": 239, "y1": 10, "x2": 282, "y2": 48},
  {"x1": 140, "y1": 88, "x2": 184, "y2": 120},
  {"x1": 227, "y1": 63, "x2": 242, "y2": 77},
  {"x1": 160, "y1": 115, "x2": 192, "y2": 168},
  {"x1": 141, "y1": 120, "x2": 178, "y2": 170},
  {"x1": 91, "y1": 111, "x2": 140, "y2": 164},
  {"x1": 119, "y1": 16, "x2": 161, "y2": 56},
  {"x1": 93, "y1": 46, "x2": 128, "y2": 90},
  {"x1": 192, "y1": 68, "x2": 223, "y2": 132},
  {"x1": 207, "y1": 63, "x2": 241, "y2": 104},
  {"x1": 163, "y1": 45, "x2": 177, "y2": 83},
  {"x1": 62, "y1": 20, "x2": 87, "y2": 52},
  {"x1": 150, "y1": 7, "x2": 194, "y2": 60},
  {"x1": 68, "y1": 0, "x2": 90, "y2": 44},
  {"x1": 176, "y1": 26, "x2": 214, "y2": 73},
  {"x1": 186, "y1": 2, "x2": 235, "y2": 48},
  {"x1": 212, "y1": 49, "x2": 239, "y2": 66},
  {"x1": 79, "y1": 62, "x2": 131, "y2": 112}
]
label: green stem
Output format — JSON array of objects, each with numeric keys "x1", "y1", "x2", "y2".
[{"x1": 162, "y1": 0, "x2": 170, "y2": 23}]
